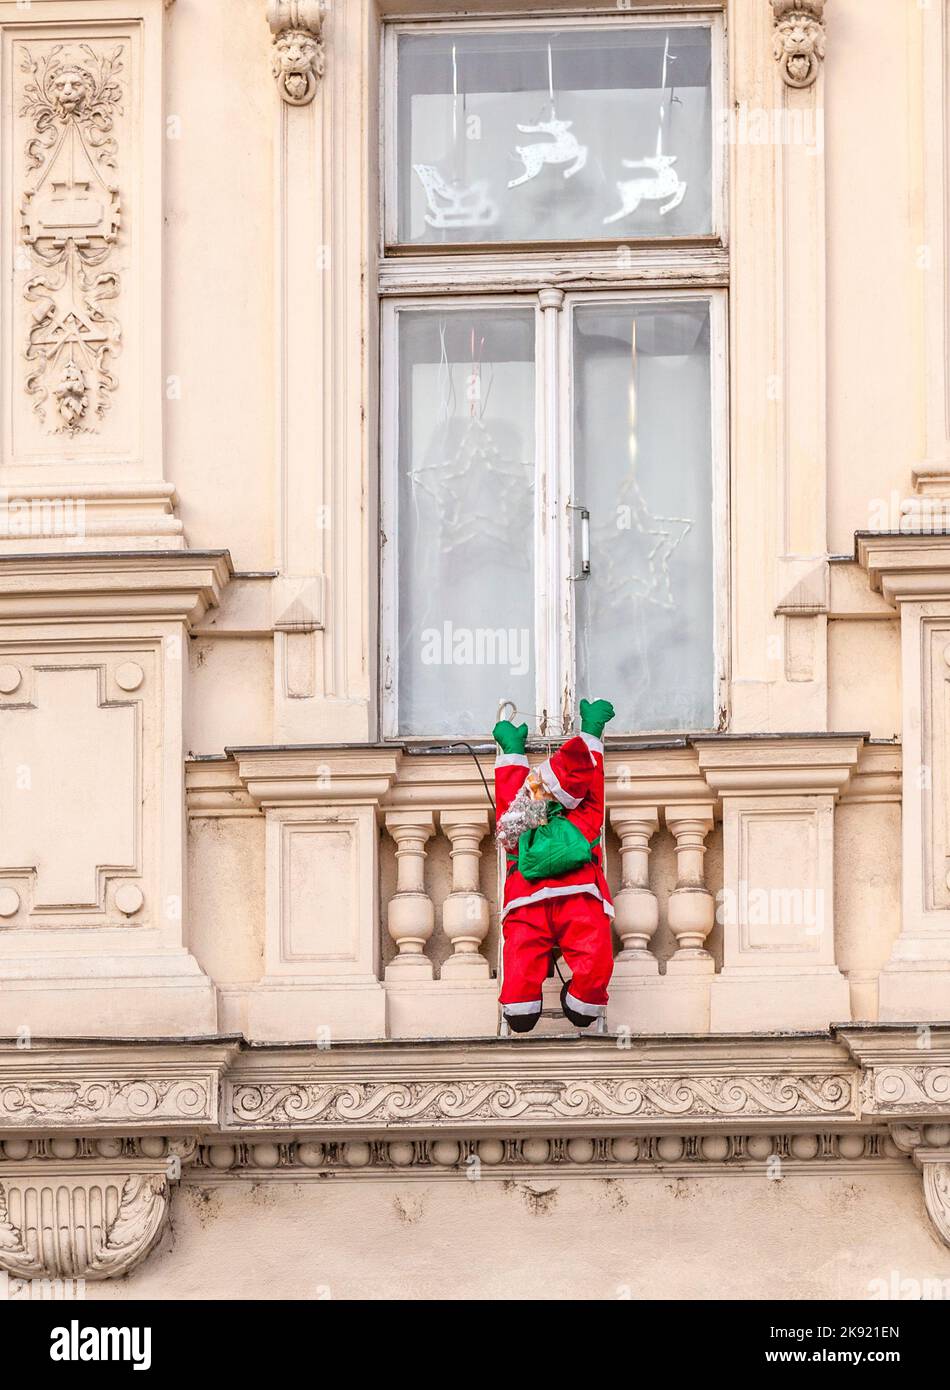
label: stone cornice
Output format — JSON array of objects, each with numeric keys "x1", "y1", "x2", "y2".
[
  {"x1": 193, "y1": 738, "x2": 875, "y2": 818},
  {"x1": 0, "y1": 1030, "x2": 930, "y2": 1135},
  {"x1": 695, "y1": 734, "x2": 865, "y2": 797},
  {"x1": 0, "y1": 1039, "x2": 239, "y2": 1135},
  {"x1": 0, "y1": 551, "x2": 233, "y2": 626},
  {"x1": 232, "y1": 746, "x2": 401, "y2": 806},
  {"x1": 836, "y1": 1025, "x2": 950, "y2": 1116},
  {"x1": 4, "y1": 1031, "x2": 949, "y2": 1139},
  {"x1": 4, "y1": 1029, "x2": 950, "y2": 1266},
  {"x1": 856, "y1": 531, "x2": 950, "y2": 606}
]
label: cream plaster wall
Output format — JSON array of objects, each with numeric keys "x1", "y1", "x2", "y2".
[
  {"x1": 80, "y1": 1168, "x2": 950, "y2": 1302},
  {"x1": 164, "y1": 0, "x2": 276, "y2": 569},
  {"x1": 826, "y1": 0, "x2": 925, "y2": 553}
]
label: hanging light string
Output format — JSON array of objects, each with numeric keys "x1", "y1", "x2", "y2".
[
  {"x1": 451, "y1": 42, "x2": 459, "y2": 148},
  {"x1": 656, "y1": 34, "x2": 680, "y2": 158},
  {"x1": 436, "y1": 319, "x2": 456, "y2": 425}
]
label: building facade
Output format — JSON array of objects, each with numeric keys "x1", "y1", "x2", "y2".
[{"x1": 1, "y1": 0, "x2": 950, "y2": 1299}]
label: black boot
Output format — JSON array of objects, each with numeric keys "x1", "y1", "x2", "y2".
[
  {"x1": 503, "y1": 1005, "x2": 542, "y2": 1034},
  {"x1": 560, "y1": 982, "x2": 599, "y2": 1029}
]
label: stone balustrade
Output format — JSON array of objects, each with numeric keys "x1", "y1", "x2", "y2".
[{"x1": 182, "y1": 735, "x2": 899, "y2": 1042}]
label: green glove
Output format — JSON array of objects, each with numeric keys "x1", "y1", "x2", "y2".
[
  {"x1": 493, "y1": 719, "x2": 528, "y2": 755},
  {"x1": 580, "y1": 698, "x2": 615, "y2": 739}
]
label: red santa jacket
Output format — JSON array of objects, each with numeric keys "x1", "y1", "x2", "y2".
[{"x1": 495, "y1": 734, "x2": 614, "y2": 922}]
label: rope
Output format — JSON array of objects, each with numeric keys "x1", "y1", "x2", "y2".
[{"x1": 449, "y1": 741, "x2": 495, "y2": 812}]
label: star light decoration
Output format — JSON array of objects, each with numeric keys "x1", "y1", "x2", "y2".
[
  {"x1": 586, "y1": 474, "x2": 693, "y2": 620},
  {"x1": 406, "y1": 365, "x2": 533, "y2": 561}
]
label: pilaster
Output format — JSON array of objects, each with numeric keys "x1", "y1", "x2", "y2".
[
  {"x1": 698, "y1": 734, "x2": 860, "y2": 1030},
  {"x1": 0, "y1": 551, "x2": 231, "y2": 1035},
  {"x1": 858, "y1": 534, "x2": 950, "y2": 1018}
]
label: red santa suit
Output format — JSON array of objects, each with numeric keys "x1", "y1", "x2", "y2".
[{"x1": 495, "y1": 733, "x2": 615, "y2": 1024}]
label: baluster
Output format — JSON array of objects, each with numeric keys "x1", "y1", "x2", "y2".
[
  {"x1": 384, "y1": 811, "x2": 435, "y2": 979},
  {"x1": 608, "y1": 808, "x2": 660, "y2": 975},
  {"x1": 439, "y1": 810, "x2": 491, "y2": 979},
  {"x1": 666, "y1": 806, "x2": 716, "y2": 962}
]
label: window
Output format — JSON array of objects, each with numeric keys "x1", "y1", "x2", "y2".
[{"x1": 380, "y1": 13, "x2": 728, "y2": 740}]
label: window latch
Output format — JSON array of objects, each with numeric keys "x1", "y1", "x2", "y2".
[{"x1": 568, "y1": 502, "x2": 590, "y2": 581}]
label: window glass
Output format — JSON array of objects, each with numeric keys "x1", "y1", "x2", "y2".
[
  {"x1": 396, "y1": 308, "x2": 537, "y2": 735},
  {"x1": 572, "y1": 301, "x2": 715, "y2": 732},
  {"x1": 395, "y1": 25, "x2": 713, "y2": 246}
]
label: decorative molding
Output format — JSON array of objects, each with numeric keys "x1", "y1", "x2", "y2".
[
  {"x1": 920, "y1": 1158, "x2": 950, "y2": 1246},
  {"x1": 227, "y1": 1072, "x2": 857, "y2": 1130},
  {"x1": 191, "y1": 1129, "x2": 903, "y2": 1180},
  {"x1": 18, "y1": 41, "x2": 125, "y2": 434},
  {"x1": 0, "y1": 1131, "x2": 196, "y2": 1280},
  {"x1": 266, "y1": 0, "x2": 328, "y2": 105},
  {"x1": 863, "y1": 1066, "x2": 950, "y2": 1115},
  {"x1": 0, "y1": 1172, "x2": 168, "y2": 1280},
  {"x1": 0, "y1": 1043, "x2": 237, "y2": 1134},
  {"x1": 886, "y1": 1124, "x2": 950, "y2": 1249},
  {"x1": 0, "y1": 1032, "x2": 949, "y2": 1276},
  {"x1": 0, "y1": 1077, "x2": 215, "y2": 1129},
  {"x1": 0, "y1": 551, "x2": 232, "y2": 626},
  {"x1": 770, "y1": 1, "x2": 827, "y2": 90}
]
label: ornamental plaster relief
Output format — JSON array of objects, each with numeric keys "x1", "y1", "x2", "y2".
[
  {"x1": 0, "y1": 0, "x2": 172, "y2": 548},
  {"x1": 18, "y1": 40, "x2": 125, "y2": 436},
  {"x1": 266, "y1": 0, "x2": 328, "y2": 105},
  {"x1": 0, "y1": 1172, "x2": 168, "y2": 1280},
  {"x1": 0, "y1": 1134, "x2": 196, "y2": 1281},
  {"x1": 226, "y1": 1073, "x2": 857, "y2": 1130},
  {"x1": 0, "y1": 1076, "x2": 216, "y2": 1129},
  {"x1": 192, "y1": 1129, "x2": 903, "y2": 1180},
  {"x1": 770, "y1": 0, "x2": 827, "y2": 89},
  {"x1": 0, "y1": 651, "x2": 153, "y2": 930}
]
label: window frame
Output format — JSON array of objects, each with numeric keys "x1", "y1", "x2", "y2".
[
  {"x1": 378, "y1": 8, "x2": 731, "y2": 742},
  {"x1": 380, "y1": 287, "x2": 730, "y2": 740},
  {"x1": 381, "y1": 9, "x2": 729, "y2": 257}
]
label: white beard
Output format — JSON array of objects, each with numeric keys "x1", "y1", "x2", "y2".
[{"x1": 496, "y1": 783, "x2": 549, "y2": 851}]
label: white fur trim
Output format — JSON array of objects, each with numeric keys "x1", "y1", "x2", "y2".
[
  {"x1": 502, "y1": 883, "x2": 615, "y2": 920},
  {"x1": 502, "y1": 999, "x2": 542, "y2": 1015},
  {"x1": 537, "y1": 757, "x2": 582, "y2": 810},
  {"x1": 580, "y1": 732, "x2": 603, "y2": 758},
  {"x1": 495, "y1": 753, "x2": 529, "y2": 769},
  {"x1": 565, "y1": 991, "x2": 605, "y2": 1017}
]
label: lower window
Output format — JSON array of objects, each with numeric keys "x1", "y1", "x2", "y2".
[{"x1": 381, "y1": 291, "x2": 726, "y2": 739}]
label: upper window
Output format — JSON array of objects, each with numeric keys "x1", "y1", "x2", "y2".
[
  {"x1": 380, "y1": 15, "x2": 727, "y2": 741},
  {"x1": 386, "y1": 19, "x2": 720, "y2": 248}
]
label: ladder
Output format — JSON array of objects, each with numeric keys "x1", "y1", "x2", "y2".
[
  {"x1": 496, "y1": 933, "x2": 608, "y2": 1038},
  {"x1": 498, "y1": 1004, "x2": 608, "y2": 1039}
]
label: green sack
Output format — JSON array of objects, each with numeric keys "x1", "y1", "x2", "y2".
[{"x1": 517, "y1": 804, "x2": 596, "y2": 882}]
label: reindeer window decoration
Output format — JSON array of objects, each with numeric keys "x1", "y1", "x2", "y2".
[
  {"x1": 505, "y1": 43, "x2": 589, "y2": 191},
  {"x1": 604, "y1": 34, "x2": 688, "y2": 225}
]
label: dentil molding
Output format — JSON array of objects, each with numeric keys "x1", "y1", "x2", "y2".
[
  {"x1": 266, "y1": 0, "x2": 328, "y2": 105},
  {"x1": 771, "y1": 0, "x2": 827, "y2": 89}
]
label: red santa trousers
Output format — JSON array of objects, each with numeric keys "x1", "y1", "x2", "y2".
[{"x1": 500, "y1": 891, "x2": 614, "y2": 1019}]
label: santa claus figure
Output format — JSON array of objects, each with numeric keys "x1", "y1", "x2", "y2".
[{"x1": 493, "y1": 698, "x2": 616, "y2": 1033}]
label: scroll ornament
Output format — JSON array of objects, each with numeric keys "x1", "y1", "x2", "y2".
[
  {"x1": 771, "y1": 0, "x2": 827, "y2": 90},
  {"x1": 267, "y1": 0, "x2": 328, "y2": 106}
]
